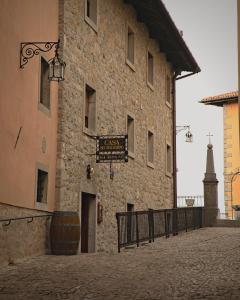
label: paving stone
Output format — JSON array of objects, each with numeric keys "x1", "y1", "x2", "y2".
[{"x1": 0, "y1": 228, "x2": 240, "y2": 299}]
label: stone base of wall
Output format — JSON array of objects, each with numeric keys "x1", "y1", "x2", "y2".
[
  {"x1": 0, "y1": 203, "x2": 51, "y2": 266},
  {"x1": 202, "y1": 207, "x2": 219, "y2": 227},
  {"x1": 214, "y1": 219, "x2": 240, "y2": 227}
]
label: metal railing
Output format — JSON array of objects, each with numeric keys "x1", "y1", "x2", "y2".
[
  {"x1": 116, "y1": 207, "x2": 203, "y2": 252},
  {"x1": 0, "y1": 214, "x2": 53, "y2": 227},
  {"x1": 177, "y1": 195, "x2": 204, "y2": 207}
]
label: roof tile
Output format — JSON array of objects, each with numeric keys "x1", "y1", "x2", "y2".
[{"x1": 200, "y1": 91, "x2": 238, "y2": 106}]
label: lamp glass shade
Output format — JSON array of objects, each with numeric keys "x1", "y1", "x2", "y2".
[
  {"x1": 48, "y1": 56, "x2": 66, "y2": 81},
  {"x1": 185, "y1": 130, "x2": 193, "y2": 143}
]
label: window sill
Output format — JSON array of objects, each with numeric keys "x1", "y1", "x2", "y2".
[
  {"x1": 83, "y1": 126, "x2": 96, "y2": 138},
  {"x1": 35, "y1": 201, "x2": 48, "y2": 211},
  {"x1": 165, "y1": 101, "x2": 172, "y2": 109},
  {"x1": 85, "y1": 16, "x2": 98, "y2": 33},
  {"x1": 147, "y1": 161, "x2": 154, "y2": 169},
  {"x1": 147, "y1": 81, "x2": 154, "y2": 91},
  {"x1": 128, "y1": 151, "x2": 135, "y2": 159},
  {"x1": 166, "y1": 171, "x2": 172, "y2": 178},
  {"x1": 38, "y1": 102, "x2": 51, "y2": 117},
  {"x1": 126, "y1": 59, "x2": 136, "y2": 72}
]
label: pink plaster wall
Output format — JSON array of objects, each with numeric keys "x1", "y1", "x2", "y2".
[{"x1": 0, "y1": 0, "x2": 59, "y2": 211}]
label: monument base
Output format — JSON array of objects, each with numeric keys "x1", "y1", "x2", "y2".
[{"x1": 202, "y1": 207, "x2": 219, "y2": 227}]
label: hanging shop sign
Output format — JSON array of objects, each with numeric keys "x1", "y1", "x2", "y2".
[{"x1": 96, "y1": 135, "x2": 128, "y2": 163}]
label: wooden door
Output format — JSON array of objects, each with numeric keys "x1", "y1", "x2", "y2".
[{"x1": 81, "y1": 194, "x2": 89, "y2": 253}]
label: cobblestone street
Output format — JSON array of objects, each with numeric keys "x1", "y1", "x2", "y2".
[{"x1": 1, "y1": 227, "x2": 240, "y2": 300}]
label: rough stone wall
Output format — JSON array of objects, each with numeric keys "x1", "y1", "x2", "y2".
[
  {"x1": 0, "y1": 203, "x2": 51, "y2": 265},
  {"x1": 56, "y1": 0, "x2": 174, "y2": 252}
]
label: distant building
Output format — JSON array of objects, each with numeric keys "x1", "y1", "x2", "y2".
[
  {"x1": 200, "y1": 92, "x2": 240, "y2": 218},
  {"x1": 0, "y1": 0, "x2": 200, "y2": 263},
  {"x1": 238, "y1": 0, "x2": 240, "y2": 145},
  {"x1": 201, "y1": 1, "x2": 240, "y2": 219},
  {"x1": 238, "y1": 0, "x2": 240, "y2": 82}
]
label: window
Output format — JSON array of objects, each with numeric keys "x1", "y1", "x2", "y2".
[
  {"x1": 85, "y1": 0, "x2": 97, "y2": 30},
  {"x1": 147, "y1": 130, "x2": 154, "y2": 165},
  {"x1": 166, "y1": 143, "x2": 172, "y2": 175},
  {"x1": 147, "y1": 51, "x2": 154, "y2": 87},
  {"x1": 127, "y1": 114, "x2": 134, "y2": 156},
  {"x1": 126, "y1": 26, "x2": 135, "y2": 66},
  {"x1": 40, "y1": 57, "x2": 50, "y2": 110},
  {"x1": 36, "y1": 169, "x2": 48, "y2": 203},
  {"x1": 166, "y1": 75, "x2": 171, "y2": 106},
  {"x1": 127, "y1": 203, "x2": 134, "y2": 212},
  {"x1": 85, "y1": 84, "x2": 96, "y2": 132}
]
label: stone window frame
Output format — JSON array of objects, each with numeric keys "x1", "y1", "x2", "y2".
[
  {"x1": 125, "y1": 22, "x2": 136, "y2": 72},
  {"x1": 126, "y1": 112, "x2": 135, "y2": 159},
  {"x1": 165, "y1": 72, "x2": 172, "y2": 109},
  {"x1": 84, "y1": 0, "x2": 98, "y2": 33},
  {"x1": 146, "y1": 128, "x2": 155, "y2": 169},
  {"x1": 83, "y1": 81, "x2": 97, "y2": 137},
  {"x1": 34, "y1": 162, "x2": 49, "y2": 211},
  {"x1": 166, "y1": 140, "x2": 172, "y2": 178},
  {"x1": 146, "y1": 50, "x2": 154, "y2": 91},
  {"x1": 38, "y1": 54, "x2": 51, "y2": 117}
]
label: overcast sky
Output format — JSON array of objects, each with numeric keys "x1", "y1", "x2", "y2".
[{"x1": 162, "y1": 0, "x2": 238, "y2": 211}]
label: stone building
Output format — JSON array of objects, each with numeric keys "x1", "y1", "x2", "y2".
[
  {"x1": 0, "y1": 0, "x2": 200, "y2": 263},
  {"x1": 56, "y1": 0, "x2": 200, "y2": 252},
  {"x1": 200, "y1": 92, "x2": 240, "y2": 218}
]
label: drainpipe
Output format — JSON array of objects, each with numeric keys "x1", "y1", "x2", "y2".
[
  {"x1": 172, "y1": 71, "x2": 199, "y2": 208},
  {"x1": 172, "y1": 74, "x2": 177, "y2": 208}
]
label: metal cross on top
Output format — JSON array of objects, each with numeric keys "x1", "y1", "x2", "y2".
[{"x1": 207, "y1": 132, "x2": 213, "y2": 144}]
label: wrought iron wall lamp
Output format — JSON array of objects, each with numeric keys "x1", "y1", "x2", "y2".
[
  {"x1": 86, "y1": 164, "x2": 94, "y2": 179},
  {"x1": 20, "y1": 39, "x2": 66, "y2": 81},
  {"x1": 176, "y1": 125, "x2": 193, "y2": 143}
]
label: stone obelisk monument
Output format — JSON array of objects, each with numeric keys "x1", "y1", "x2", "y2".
[{"x1": 203, "y1": 140, "x2": 219, "y2": 226}]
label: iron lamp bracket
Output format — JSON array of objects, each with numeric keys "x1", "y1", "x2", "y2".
[{"x1": 20, "y1": 41, "x2": 59, "y2": 69}]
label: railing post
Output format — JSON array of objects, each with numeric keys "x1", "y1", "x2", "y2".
[
  {"x1": 136, "y1": 212, "x2": 139, "y2": 247},
  {"x1": 184, "y1": 208, "x2": 188, "y2": 232},
  {"x1": 164, "y1": 210, "x2": 167, "y2": 238},
  {"x1": 199, "y1": 207, "x2": 203, "y2": 228},
  {"x1": 127, "y1": 212, "x2": 132, "y2": 244},
  {"x1": 116, "y1": 213, "x2": 121, "y2": 253},
  {"x1": 165, "y1": 210, "x2": 170, "y2": 238},
  {"x1": 148, "y1": 209, "x2": 154, "y2": 242},
  {"x1": 167, "y1": 212, "x2": 171, "y2": 237},
  {"x1": 197, "y1": 208, "x2": 201, "y2": 228},
  {"x1": 173, "y1": 208, "x2": 178, "y2": 235},
  {"x1": 152, "y1": 211, "x2": 154, "y2": 242},
  {"x1": 193, "y1": 208, "x2": 196, "y2": 230}
]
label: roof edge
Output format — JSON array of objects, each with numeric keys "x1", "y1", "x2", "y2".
[
  {"x1": 199, "y1": 96, "x2": 238, "y2": 107},
  {"x1": 158, "y1": 0, "x2": 201, "y2": 73}
]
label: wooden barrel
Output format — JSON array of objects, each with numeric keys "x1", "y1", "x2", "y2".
[{"x1": 50, "y1": 211, "x2": 80, "y2": 255}]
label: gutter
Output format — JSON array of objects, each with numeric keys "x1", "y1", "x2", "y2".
[{"x1": 176, "y1": 71, "x2": 198, "y2": 81}]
